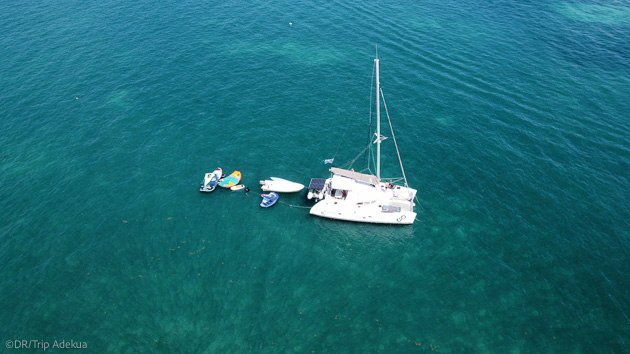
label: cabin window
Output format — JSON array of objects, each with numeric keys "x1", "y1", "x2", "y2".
[{"x1": 381, "y1": 205, "x2": 402, "y2": 213}]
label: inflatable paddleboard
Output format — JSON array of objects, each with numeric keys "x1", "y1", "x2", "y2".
[{"x1": 260, "y1": 192, "x2": 279, "y2": 208}]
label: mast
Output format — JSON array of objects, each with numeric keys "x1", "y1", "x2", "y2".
[{"x1": 375, "y1": 57, "x2": 381, "y2": 180}]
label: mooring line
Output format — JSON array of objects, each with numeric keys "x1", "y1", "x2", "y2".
[{"x1": 278, "y1": 200, "x2": 311, "y2": 209}]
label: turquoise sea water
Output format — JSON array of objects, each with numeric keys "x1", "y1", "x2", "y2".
[{"x1": 1, "y1": 0, "x2": 629, "y2": 352}]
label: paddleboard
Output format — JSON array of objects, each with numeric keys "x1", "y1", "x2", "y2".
[
  {"x1": 230, "y1": 184, "x2": 245, "y2": 191},
  {"x1": 200, "y1": 167, "x2": 222, "y2": 192},
  {"x1": 260, "y1": 192, "x2": 279, "y2": 208},
  {"x1": 219, "y1": 171, "x2": 241, "y2": 188}
]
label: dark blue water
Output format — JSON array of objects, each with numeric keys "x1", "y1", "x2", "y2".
[{"x1": 1, "y1": 0, "x2": 629, "y2": 352}]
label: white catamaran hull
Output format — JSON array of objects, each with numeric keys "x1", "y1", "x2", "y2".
[{"x1": 310, "y1": 199, "x2": 416, "y2": 224}]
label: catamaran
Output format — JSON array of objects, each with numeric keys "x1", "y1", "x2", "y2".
[{"x1": 309, "y1": 54, "x2": 417, "y2": 224}]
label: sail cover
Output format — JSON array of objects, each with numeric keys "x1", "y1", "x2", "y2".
[{"x1": 329, "y1": 167, "x2": 380, "y2": 185}]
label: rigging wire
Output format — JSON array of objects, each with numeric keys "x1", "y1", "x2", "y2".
[
  {"x1": 338, "y1": 145, "x2": 369, "y2": 170},
  {"x1": 362, "y1": 61, "x2": 376, "y2": 172},
  {"x1": 332, "y1": 61, "x2": 376, "y2": 168},
  {"x1": 330, "y1": 119, "x2": 349, "y2": 162},
  {"x1": 380, "y1": 87, "x2": 409, "y2": 188}
]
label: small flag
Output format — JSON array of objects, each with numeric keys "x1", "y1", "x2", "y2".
[{"x1": 324, "y1": 158, "x2": 334, "y2": 164}]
